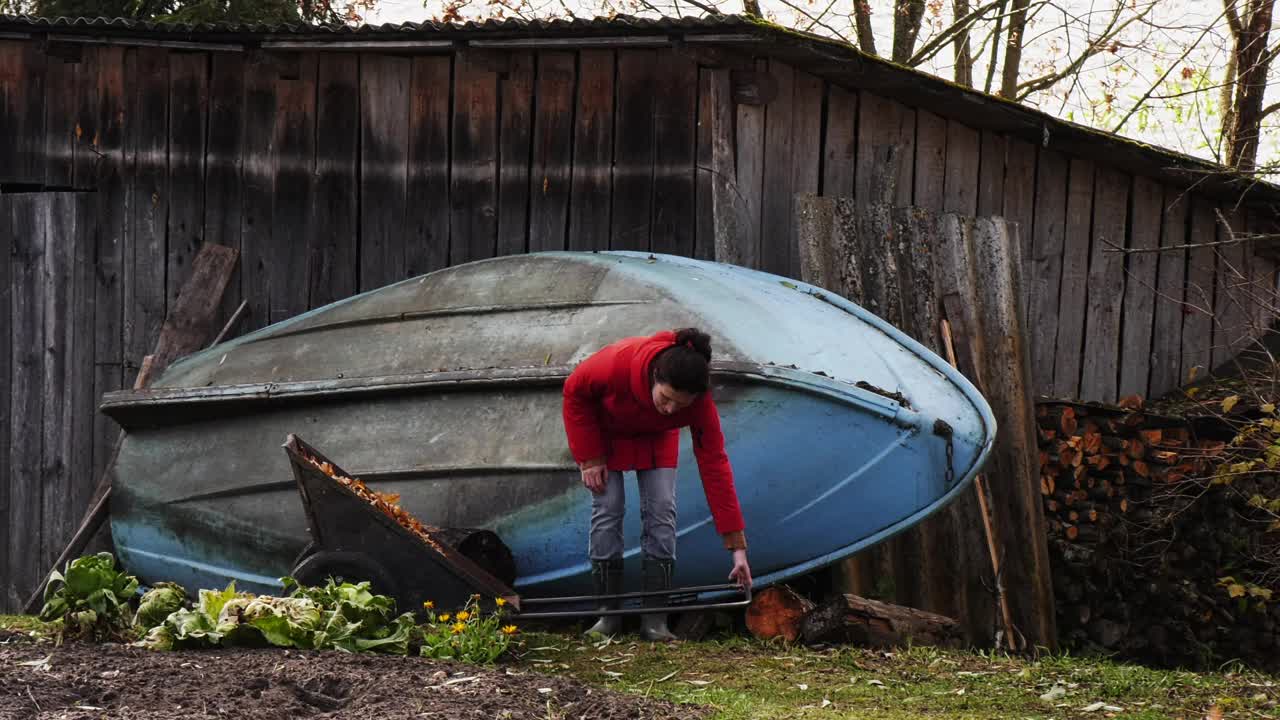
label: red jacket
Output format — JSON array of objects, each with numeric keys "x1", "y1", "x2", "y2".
[{"x1": 562, "y1": 331, "x2": 747, "y2": 549}]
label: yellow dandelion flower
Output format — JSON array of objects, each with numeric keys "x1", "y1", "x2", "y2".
[
  {"x1": 423, "y1": 600, "x2": 435, "y2": 609},
  {"x1": 495, "y1": 597, "x2": 507, "y2": 607},
  {"x1": 452, "y1": 622, "x2": 467, "y2": 634},
  {"x1": 501, "y1": 625, "x2": 518, "y2": 635},
  {"x1": 439, "y1": 613, "x2": 451, "y2": 622},
  {"x1": 455, "y1": 611, "x2": 470, "y2": 622}
]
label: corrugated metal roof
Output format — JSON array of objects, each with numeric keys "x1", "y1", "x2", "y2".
[{"x1": 0, "y1": 13, "x2": 764, "y2": 37}]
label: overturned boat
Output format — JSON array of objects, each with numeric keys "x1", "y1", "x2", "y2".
[{"x1": 101, "y1": 251, "x2": 996, "y2": 599}]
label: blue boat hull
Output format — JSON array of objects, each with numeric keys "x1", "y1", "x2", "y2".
[{"x1": 101, "y1": 252, "x2": 996, "y2": 600}]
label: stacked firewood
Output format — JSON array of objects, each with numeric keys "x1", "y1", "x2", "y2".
[{"x1": 1037, "y1": 399, "x2": 1280, "y2": 670}]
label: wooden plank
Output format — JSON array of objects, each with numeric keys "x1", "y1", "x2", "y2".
[
  {"x1": 92, "y1": 47, "x2": 127, "y2": 483},
  {"x1": 151, "y1": 244, "x2": 240, "y2": 372},
  {"x1": 1212, "y1": 208, "x2": 1250, "y2": 369},
  {"x1": 787, "y1": 70, "x2": 824, "y2": 277},
  {"x1": 22, "y1": 241, "x2": 239, "y2": 614},
  {"x1": 1148, "y1": 188, "x2": 1189, "y2": 398},
  {"x1": 204, "y1": 52, "x2": 245, "y2": 328},
  {"x1": 611, "y1": 49, "x2": 657, "y2": 252},
  {"x1": 0, "y1": 198, "x2": 9, "y2": 605},
  {"x1": 359, "y1": 54, "x2": 410, "y2": 289},
  {"x1": 887, "y1": 205, "x2": 944, "y2": 613},
  {"x1": 694, "y1": 67, "x2": 714, "y2": 261},
  {"x1": 1247, "y1": 209, "x2": 1278, "y2": 342},
  {"x1": 41, "y1": 193, "x2": 74, "y2": 573},
  {"x1": 44, "y1": 56, "x2": 77, "y2": 187},
  {"x1": 0, "y1": 41, "x2": 47, "y2": 183},
  {"x1": 167, "y1": 51, "x2": 209, "y2": 311},
  {"x1": 123, "y1": 47, "x2": 169, "y2": 390},
  {"x1": 1181, "y1": 199, "x2": 1217, "y2": 382},
  {"x1": 822, "y1": 85, "x2": 857, "y2": 198},
  {"x1": 497, "y1": 51, "x2": 534, "y2": 258},
  {"x1": 1026, "y1": 151, "x2": 1068, "y2": 396},
  {"x1": 912, "y1": 110, "x2": 946, "y2": 213},
  {"x1": 405, "y1": 55, "x2": 451, "y2": 276},
  {"x1": 239, "y1": 52, "x2": 277, "y2": 333},
  {"x1": 650, "y1": 49, "x2": 697, "y2": 258},
  {"x1": 932, "y1": 214, "x2": 989, "y2": 638},
  {"x1": 268, "y1": 53, "x2": 315, "y2": 325},
  {"x1": 529, "y1": 52, "x2": 575, "y2": 253},
  {"x1": 729, "y1": 58, "x2": 765, "y2": 268},
  {"x1": 709, "y1": 66, "x2": 753, "y2": 268},
  {"x1": 67, "y1": 192, "x2": 96, "y2": 562},
  {"x1": 1051, "y1": 157, "x2": 1095, "y2": 399},
  {"x1": 977, "y1": 131, "x2": 1006, "y2": 217},
  {"x1": 759, "y1": 59, "x2": 794, "y2": 274},
  {"x1": 856, "y1": 92, "x2": 913, "y2": 208},
  {"x1": 9, "y1": 194, "x2": 46, "y2": 608},
  {"x1": 568, "y1": 49, "x2": 614, "y2": 252},
  {"x1": 1080, "y1": 167, "x2": 1130, "y2": 403},
  {"x1": 450, "y1": 52, "x2": 500, "y2": 264},
  {"x1": 971, "y1": 216, "x2": 1059, "y2": 650},
  {"x1": 71, "y1": 46, "x2": 102, "y2": 190},
  {"x1": 943, "y1": 120, "x2": 979, "y2": 215},
  {"x1": 1003, "y1": 138, "x2": 1037, "y2": 314},
  {"x1": 310, "y1": 53, "x2": 359, "y2": 307},
  {"x1": 1119, "y1": 177, "x2": 1161, "y2": 399}
]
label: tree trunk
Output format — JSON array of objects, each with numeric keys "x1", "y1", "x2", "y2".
[
  {"x1": 854, "y1": 0, "x2": 879, "y2": 56},
  {"x1": 745, "y1": 585, "x2": 815, "y2": 642},
  {"x1": 800, "y1": 593, "x2": 964, "y2": 648},
  {"x1": 953, "y1": 0, "x2": 974, "y2": 85},
  {"x1": 893, "y1": 0, "x2": 926, "y2": 64},
  {"x1": 1224, "y1": 0, "x2": 1276, "y2": 171},
  {"x1": 1000, "y1": 0, "x2": 1031, "y2": 98}
]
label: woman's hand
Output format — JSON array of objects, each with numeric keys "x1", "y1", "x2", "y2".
[
  {"x1": 580, "y1": 460, "x2": 607, "y2": 494},
  {"x1": 728, "y1": 549, "x2": 752, "y2": 590}
]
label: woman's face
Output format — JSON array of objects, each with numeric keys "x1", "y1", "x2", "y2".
[{"x1": 652, "y1": 381, "x2": 697, "y2": 416}]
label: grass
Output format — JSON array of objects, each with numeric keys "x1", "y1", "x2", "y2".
[
  {"x1": 508, "y1": 629, "x2": 1278, "y2": 720},
  {"x1": 0, "y1": 615, "x2": 49, "y2": 633},
  {"x1": 2, "y1": 614, "x2": 1273, "y2": 718}
]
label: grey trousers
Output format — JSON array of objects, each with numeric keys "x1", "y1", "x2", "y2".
[{"x1": 589, "y1": 468, "x2": 677, "y2": 561}]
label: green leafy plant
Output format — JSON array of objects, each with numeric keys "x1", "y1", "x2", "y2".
[
  {"x1": 38, "y1": 552, "x2": 140, "y2": 643},
  {"x1": 138, "y1": 576, "x2": 416, "y2": 654},
  {"x1": 134, "y1": 581, "x2": 188, "y2": 629},
  {"x1": 419, "y1": 594, "x2": 519, "y2": 664}
]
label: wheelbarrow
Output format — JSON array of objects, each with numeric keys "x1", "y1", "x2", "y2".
[{"x1": 282, "y1": 434, "x2": 751, "y2": 621}]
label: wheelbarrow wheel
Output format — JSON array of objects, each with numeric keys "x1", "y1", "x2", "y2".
[{"x1": 292, "y1": 550, "x2": 399, "y2": 598}]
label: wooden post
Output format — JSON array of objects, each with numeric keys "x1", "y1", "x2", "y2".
[{"x1": 22, "y1": 243, "x2": 239, "y2": 614}]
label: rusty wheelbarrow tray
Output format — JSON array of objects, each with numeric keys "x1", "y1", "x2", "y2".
[{"x1": 283, "y1": 434, "x2": 751, "y2": 619}]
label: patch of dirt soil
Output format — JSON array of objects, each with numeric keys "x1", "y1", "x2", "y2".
[{"x1": 0, "y1": 634, "x2": 707, "y2": 719}]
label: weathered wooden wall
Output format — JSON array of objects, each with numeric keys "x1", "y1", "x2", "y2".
[{"x1": 2, "y1": 38, "x2": 1277, "y2": 617}]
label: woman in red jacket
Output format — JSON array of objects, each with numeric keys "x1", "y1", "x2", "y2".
[{"x1": 562, "y1": 327, "x2": 752, "y2": 641}]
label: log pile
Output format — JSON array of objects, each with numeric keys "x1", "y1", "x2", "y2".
[{"x1": 1037, "y1": 399, "x2": 1280, "y2": 670}]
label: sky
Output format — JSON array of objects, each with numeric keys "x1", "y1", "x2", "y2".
[{"x1": 360, "y1": 0, "x2": 1278, "y2": 174}]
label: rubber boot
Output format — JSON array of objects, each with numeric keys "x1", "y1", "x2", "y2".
[
  {"x1": 640, "y1": 556, "x2": 678, "y2": 642},
  {"x1": 584, "y1": 558, "x2": 623, "y2": 637}
]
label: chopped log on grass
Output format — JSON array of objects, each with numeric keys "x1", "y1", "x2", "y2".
[
  {"x1": 800, "y1": 594, "x2": 964, "y2": 649},
  {"x1": 745, "y1": 585, "x2": 814, "y2": 642}
]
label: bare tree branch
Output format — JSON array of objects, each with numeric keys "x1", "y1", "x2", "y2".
[
  {"x1": 983, "y1": 0, "x2": 1007, "y2": 93},
  {"x1": 1016, "y1": 2, "x2": 1157, "y2": 101},
  {"x1": 908, "y1": 0, "x2": 1011, "y2": 67}
]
